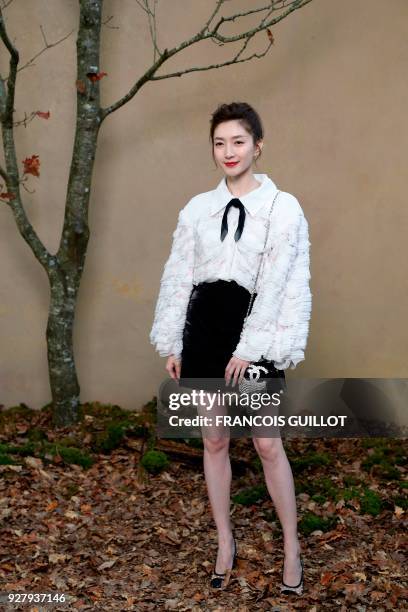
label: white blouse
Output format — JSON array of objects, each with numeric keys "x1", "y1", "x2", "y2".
[{"x1": 149, "y1": 173, "x2": 312, "y2": 370}]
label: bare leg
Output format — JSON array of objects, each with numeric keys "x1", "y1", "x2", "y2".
[
  {"x1": 252, "y1": 436, "x2": 302, "y2": 585},
  {"x1": 197, "y1": 392, "x2": 235, "y2": 574}
]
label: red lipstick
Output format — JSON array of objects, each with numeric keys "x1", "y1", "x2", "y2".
[{"x1": 225, "y1": 161, "x2": 239, "y2": 167}]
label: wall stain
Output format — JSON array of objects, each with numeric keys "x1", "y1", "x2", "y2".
[{"x1": 110, "y1": 278, "x2": 142, "y2": 300}]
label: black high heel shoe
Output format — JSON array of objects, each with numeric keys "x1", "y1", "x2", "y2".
[
  {"x1": 280, "y1": 555, "x2": 304, "y2": 596},
  {"x1": 210, "y1": 534, "x2": 237, "y2": 589}
]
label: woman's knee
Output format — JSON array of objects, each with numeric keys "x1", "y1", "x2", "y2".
[
  {"x1": 203, "y1": 435, "x2": 230, "y2": 455},
  {"x1": 253, "y1": 436, "x2": 284, "y2": 463}
]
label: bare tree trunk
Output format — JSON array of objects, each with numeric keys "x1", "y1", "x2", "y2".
[
  {"x1": 47, "y1": 0, "x2": 102, "y2": 426},
  {"x1": 46, "y1": 267, "x2": 81, "y2": 426}
]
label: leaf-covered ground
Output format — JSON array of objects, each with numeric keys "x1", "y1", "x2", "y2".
[{"x1": 0, "y1": 401, "x2": 406, "y2": 611}]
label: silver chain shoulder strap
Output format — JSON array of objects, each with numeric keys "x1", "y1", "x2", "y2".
[{"x1": 242, "y1": 190, "x2": 281, "y2": 327}]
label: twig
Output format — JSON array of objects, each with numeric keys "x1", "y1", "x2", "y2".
[
  {"x1": 15, "y1": 25, "x2": 75, "y2": 75},
  {"x1": 144, "y1": 0, "x2": 160, "y2": 62},
  {"x1": 101, "y1": 0, "x2": 314, "y2": 119},
  {"x1": 150, "y1": 40, "x2": 273, "y2": 81}
]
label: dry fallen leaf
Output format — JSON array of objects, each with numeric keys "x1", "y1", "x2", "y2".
[
  {"x1": 394, "y1": 505, "x2": 404, "y2": 518},
  {"x1": 25, "y1": 456, "x2": 43, "y2": 469}
]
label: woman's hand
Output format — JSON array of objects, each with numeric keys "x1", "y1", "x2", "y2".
[
  {"x1": 166, "y1": 355, "x2": 181, "y2": 381},
  {"x1": 225, "y1": 356, "x2": 250, "y2": 387}
]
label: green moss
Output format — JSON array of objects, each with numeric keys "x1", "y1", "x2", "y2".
[
  {"x1": 55, "y1": 435, "x2": 82, "y2": 448},
  {"x1": 295, "y1": 479, "x2": 314, "y2": 496},
  {"x1": 132, "y1": 424, "x2": 150, "y2": 438},
  {"x1": 86, "y1": 408, "x2": 152, "y2": 453},
  {"x1": 296, "y1": 476, "x2": 338, "y2": 501},
  {"x1": 361, "y1": 441, "x2": 405, "y2": 469},
  {"x1": 360, "y1": 488, "x2": 383, "y2": 516},
  {"x1": 92, "y1": 422, "x2": 128, "y2": 453},
  {"x1": 343, "y1": 475, "x2": 361, "y2": 487},
  {"x1": 57, "y1": 446, "x2": 93, "y2": 469},
  {"x1": 298, "y1": 512, "x2": 338, "y2": 536},
  {"x1": 232, "y1": 484, "x2": 269, "y2": 506},
  {"x1": 311, "y1": 494, "x2": 327, "y2": 504},
  {"x1": 41, "y1": 442, "x2": 93, "y2": 468},
  {"x1": 394, "y1": 445, "x2": 407, "y2": 465},
  {"x1": 291, "y1": 452, "x2": 332, "y2": 473},
  {"x1": 0, "y1": 437, "x2": 93, "y2": 469},
  {"x1": 142, "y1": 398, "x2": 157, "y2": 417},
  {"x1": 361, "y1": 444, "x2": 403, "y2": 481},
  {"x1": 360, "y1": 438, "x2": 389, "y2": 449},
  {"x1": 0, "y1": 442, "x2": 38, "y2": 456},
  {"x1": 0, "y1": 453, "x2": 16, "y2": 465},
  {"x1": 40, "y1": 401, "x2": 54, "y2": 412},
  {"x1": 140, "y1": 450, "x2": 169, "y2": 475},
  {"x1": 393, "y1": 495, "x2": 408, "y2": 510},
  {"x1": 26, "y1": 428, "x2": 47, "y2": 442},
  {"x1": 251, "y1": 456, "x2": 263, "y2": 473},
  {"x1": 317, "y1": 477, "x2": 338, "y2": 498},
  {"x1": 378, "y1": 465, "x2": 401, "y2": 480},
  {"x1": 1, "y1": 403, "x2": 33, "y2": 418},
  {"x1": 362, "y1": 451, "x2": 389, "y2": 469},
  {"x1": 335, "y1": 486, "x2": 383, "y2": 515},
  {"x1": 362, "y1": 458, "x2": 400, "y2": 480},
  {"x1": 341, "y1": 486, "x2": 361, "y2": 502}
]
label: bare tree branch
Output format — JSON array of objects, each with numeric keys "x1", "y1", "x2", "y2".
[
  {"x1": 151, "y1": 2, "x2": 277, "y2": 83},
  {"x1": 201, "y1": 0, "x2": 229, "y2": 34},
  {"x1": 0, "y1": 0, "x2": 15, "y2": 9},
  {"x1": 145, "y1": 0, "x2": 160, "y2": 62},
  {"x1": 211, "y1": 1, "x2": 282, "y2": 35},
  {"x1": 232, "y1": 2, "x2": 275, "y2": 61},
  {"x1": 15, "y1": 25, "x2": 75, "y2": 76},
  {"x1": 0, "y1": 25, "x2": 74, "y2": 85},
  {"x1": 150, "y1": 39, "x2": 274, "y2": 81},
  {"x1": 101, "y1": 0, "x2": 314, "y2": 120},
  {"x1": 210, "y1": 0, "x2": 313, "y2": 44},
  {"x1": 134, "y1": 0, "x2": 149, "y2": 14},
  {"x1": 0, "y1": 6, "x2": 51, "y2": 265},
  {"x1": 0, "y1": 5, "x2": 19, "y2": 120},
  {"x1": 9, "y1": 109, "x2": 44, "y2": 128},
  {"x1": 102, "y1": 14, "x2": 120, "y2": 29}
]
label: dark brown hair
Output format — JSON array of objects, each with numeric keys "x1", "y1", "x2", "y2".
[{"x1": 209, "y1": 102, "x2": 264, "y2": 161}]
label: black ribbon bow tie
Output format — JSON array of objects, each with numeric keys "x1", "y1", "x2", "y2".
[{"x1": 220, "y1": 198, "x2": 246, "y2": 242}]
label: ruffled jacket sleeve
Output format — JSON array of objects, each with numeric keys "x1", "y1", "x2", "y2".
[
  {"x1": 272, "y1": 214, "x2": 312, "y2": 369},
  {"x1": 149, "y1": 207, "x2": 195, "y2": 359},
  {"x1": 232, "y1": 196, "x2": 311, "y2": 368}
]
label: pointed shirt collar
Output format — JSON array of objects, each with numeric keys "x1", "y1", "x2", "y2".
[{"x1": 210, "y1": 173, "x2": 279, "y2": 217}]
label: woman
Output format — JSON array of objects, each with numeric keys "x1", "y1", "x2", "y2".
[{"x1": 150, "y1": 102, "x2": 312, "y2": 595}]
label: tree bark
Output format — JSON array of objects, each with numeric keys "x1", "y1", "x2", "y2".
[{"x1": 47, "y1": 0, "x2": 103, "y2": 426}]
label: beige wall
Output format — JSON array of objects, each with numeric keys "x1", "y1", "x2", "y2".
[{"x1": 1, "y1": 0, "x2": 407, "y2": 411}]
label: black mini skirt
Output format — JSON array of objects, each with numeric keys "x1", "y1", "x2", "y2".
[{"x1": 178, "y1": 279, "x2": 285, "y2": 392}]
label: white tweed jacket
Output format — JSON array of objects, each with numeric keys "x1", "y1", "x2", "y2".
[{"x1": 149, "y1": 173, "x2": 312, "y2": 370}]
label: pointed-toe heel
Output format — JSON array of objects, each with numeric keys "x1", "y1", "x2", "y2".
[
  {"x1": 210, "y1": 534, "x2": 237, "y2": 589},
  {"x1": 280, "y1": 556, "x2": 304, "y2": 596},
  {"x1": 210, "y1": 570, "x2": 227, "y2": 589}
]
